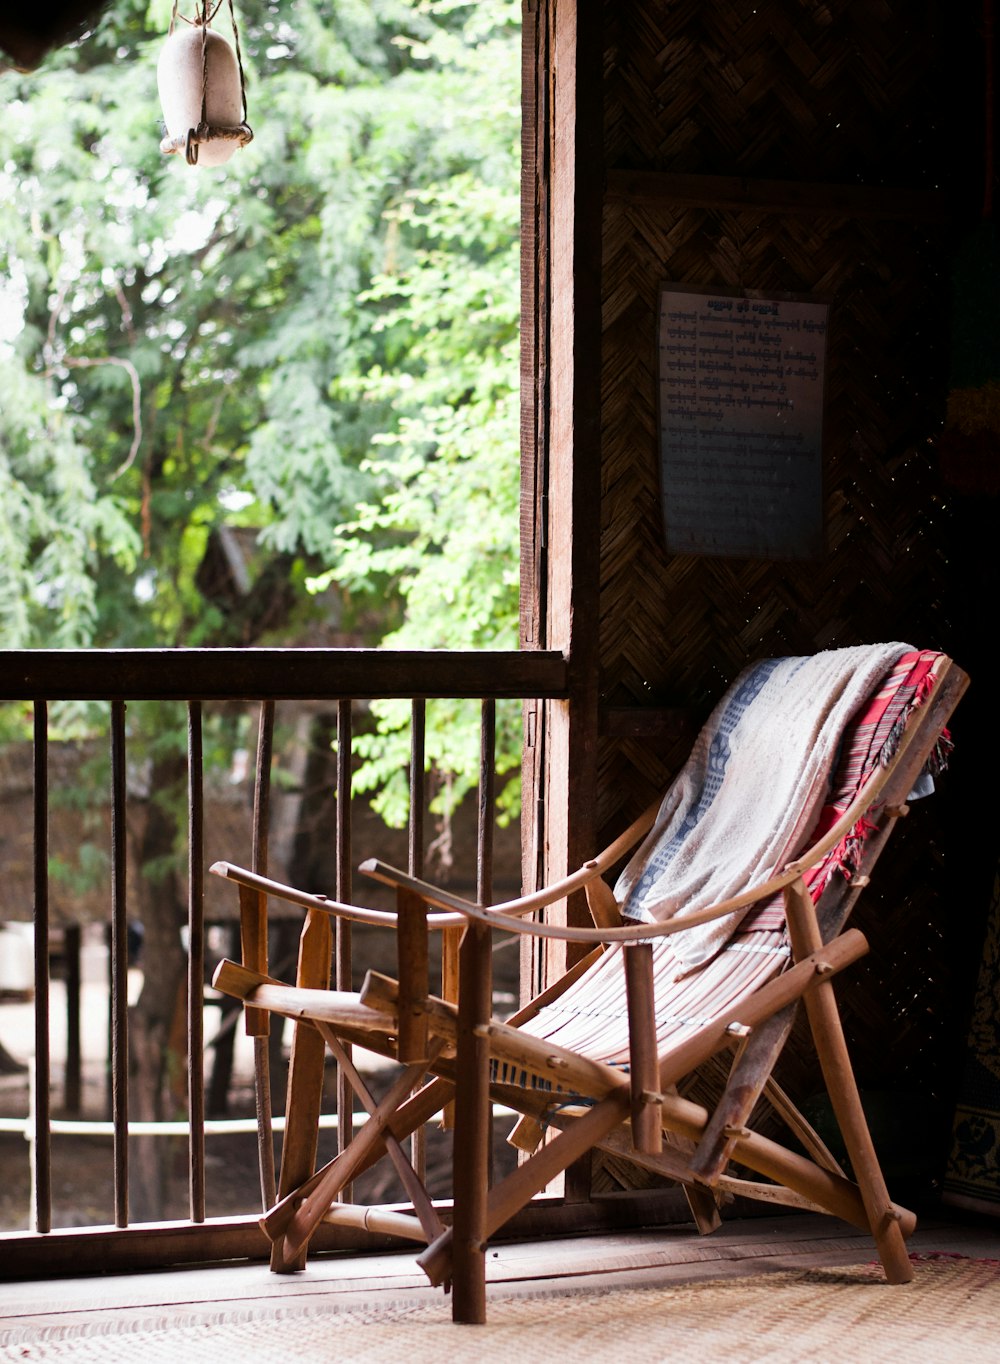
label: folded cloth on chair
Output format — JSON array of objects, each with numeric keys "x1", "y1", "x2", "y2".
[
  {"x1": 615, "y1": 642, "x2": 912, "y2": 970},
  {"x1": 740, "y1": 647, "x2": 952, "y2": 933}
]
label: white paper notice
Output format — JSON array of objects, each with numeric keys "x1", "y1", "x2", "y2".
[{"x1": 658, "y1": 287, "x2": 829, "y2": 560}]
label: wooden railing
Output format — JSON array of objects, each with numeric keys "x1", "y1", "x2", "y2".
[{"x1": 0, "y1": 647, "x2": 566, "y2": 1274}]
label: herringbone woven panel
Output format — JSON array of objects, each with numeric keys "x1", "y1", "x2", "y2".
[{"x1": 603, "y1": 0, "x2": 968, "y2": 184}]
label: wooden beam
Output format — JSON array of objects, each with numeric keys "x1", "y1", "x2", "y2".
[
  {"x1": 598, "y1": 705, "x2": 697, "y2": 740},
  {"x1": 605, "y1": 170, "x2": 950, "y2": 222},
  {"x1": 0, "y1": 648, "x2": 568, "y2": 702}
]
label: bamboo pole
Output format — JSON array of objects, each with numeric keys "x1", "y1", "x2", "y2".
[
  {"x1": 783, "y1": 876, "x2": 913, "y2": 1284},
  {"x1": 623, "y1": 943, "x2": 661, "y2": 1155},
  {"x1": 270, "y1": 907, "x2": 332, "y2": 1273},
  {"x1": 396, "y1": 888, "x2": 430, "y2": 1063},
  {"x1": 187, "y1": 702, "x2": 206, "y2": 1224},
  {"x1": 450, "y1": 919, "x2": 492, "y2": 1321}
]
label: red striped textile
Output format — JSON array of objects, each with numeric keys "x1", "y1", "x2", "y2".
[{"x1": 741, "y1": 649, "x2": 949, "y2": 931}]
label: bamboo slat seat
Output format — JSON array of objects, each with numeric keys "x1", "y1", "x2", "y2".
[{"x1": 508, "y1": 928, "x2": 790, "y2": 1074}]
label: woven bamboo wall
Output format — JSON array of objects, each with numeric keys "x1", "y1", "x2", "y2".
[{"x1": 594, "y1": 0, "x2": 985, "y2": 1177}]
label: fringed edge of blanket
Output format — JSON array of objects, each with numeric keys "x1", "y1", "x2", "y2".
[
  {"x1": 744, "y1": 650, "x2": 951, "y2": 926},
  {"x1": 817, "y1": 732, "x2": 952, "y2": 892},
  {"x1": 808, "y1": 670, "x2": 953, "y2": 896}
]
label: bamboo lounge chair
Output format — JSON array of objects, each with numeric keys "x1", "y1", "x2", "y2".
[{"x1": 211, "y1": 644, "x2": 969, "y2": 1323}]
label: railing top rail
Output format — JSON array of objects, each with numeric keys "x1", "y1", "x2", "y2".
[{"x1": 0, "y1": 647, "x2": 567, "y2": 702}]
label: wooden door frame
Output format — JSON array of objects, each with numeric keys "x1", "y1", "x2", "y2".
[{"x1": 520, "y1": 0, "x2": 604, "y2": 1002}]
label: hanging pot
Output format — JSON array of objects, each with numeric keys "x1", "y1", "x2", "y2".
[{"x1": 158, "y1": 23, "x2": 248, "y2": 167}]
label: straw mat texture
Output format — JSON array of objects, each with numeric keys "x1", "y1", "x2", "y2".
[{"x1": 2, "y1": 1255, "x2": 997, "y2": 1364}]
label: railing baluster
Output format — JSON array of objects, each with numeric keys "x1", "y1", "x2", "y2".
[
  {"x1": 63, "y1": 924, "x2": 82, "y2": 1114},
  {"x1": 409, "y1": 699, "x2": 426, "y2": 878},
  {"x1": 31, "y1": 702, "x2": 51, "y2": 1234},
  {"x1": 109, "y1": 699, "x2": 129, "y2": 1228},
  {"x1": 409, "y1": 698, "x2": 427, "y2": 1179},
  {"x1": 187, "y1": 701, "x2": 206, "y2": 1223},
  {"x1": 336, "y1": 699, "x2": 353, "y2": 904},
  {"x1": 478, "y1": 699, "x2": 496, "y2": 907},
  {"x1": 479, "y1": 698, "x2": 497, "y2": 1191},
  {"x1": 335, "y1": 698, "x2": 353, "y2": 1193},
  {"x1": 252, "y1": 700, "x2": 277, "y2": 1211}
]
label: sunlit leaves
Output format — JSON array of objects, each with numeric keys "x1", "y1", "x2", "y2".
[
  {"x1": 311, "y1": 6, "x2": 522, "y2": 820},
  {"x1": 0, "y1": 358, "x2": 139, "y2": 647}
]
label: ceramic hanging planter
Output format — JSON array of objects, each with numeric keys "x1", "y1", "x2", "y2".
[{"x1": 158, "y1": 2, "x2": 253, "y2": 168}]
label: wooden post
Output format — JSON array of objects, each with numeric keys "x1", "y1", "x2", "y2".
[
  {"x1": 109, "y1": 699, "x2": 129, "y2": 1230},
  {"x1": 270, "y1": 907, "x2": 332, "y2": 1273},
  {"x1": 335, "y1": 698, "x2": 354, "y2": 1188},
  {"x1": 396, "y1": 888, "x2": 430, "y2": 1063},
  {"x1": 450, "y1": 918, "x2": 492, "y2": 1324},
  {"x1": 187, "y1": 702, "x2": 206, "y2": 1223},
  {"x1": 521, "y1": 0, "x2": 605, "y2": 1207},
  {"x1": 32, "y1": 702, "x2": 51, "y2": 1234},
  {"x1": 623, "y1": 943, "x2": 661, "y2": 1155},
  {"x1": 409, "y1": 699, "x2": 429, "y2": 1171}
]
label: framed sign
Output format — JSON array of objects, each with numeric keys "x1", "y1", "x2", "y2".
[{"x1": 657, "y1": 285, "x2": 829, "y2": 560}]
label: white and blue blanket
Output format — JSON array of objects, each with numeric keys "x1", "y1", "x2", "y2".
[{"x1": 615, "y1": 642, "x2": 911, "y2": 970}]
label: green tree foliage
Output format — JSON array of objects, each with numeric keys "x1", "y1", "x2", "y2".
[
  {"x1": 318, "y1": 163, "x2": 521, "y2": 823},
  {"x1": 0, "y1": 0, "x2": 521, "y2": 800}
]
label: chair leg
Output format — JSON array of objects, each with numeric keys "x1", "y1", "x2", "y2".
[
  {"x1": 271, "y1": 908, "x2": 332, "y2": 1272},
  {"x1": 784, "y1": 879, "x2": 912, "y2": 1284},
  {"x1": 683, "y1": 1182, "x2": 723, "y2": 1233},
  {"x1": 797, "y1": 977, "x2": 913, "y2": 1282},
  {"x1": 624, "y1": 943, "x2": 662, "y2": 1155},
  {"x1": 319, "y1": 1028, "x2": 446, "y2": 1244},
  {"x1": 267, "y1": 1051, "x2": 439, "y2": 1266},
  {"x1": 688, "y1": 1007, "x2": 796, "y2": 1185},
  {"x1": 451, "y1": 920, "x2": 492, "y2": 1324},
  {"x1": 419, "y1": 1090, "x2": 633, "y2": 1292}
]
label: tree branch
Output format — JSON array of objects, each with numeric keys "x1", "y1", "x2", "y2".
[{"x1": 55, "y1": 355, "x2": 144, "y2": 479}]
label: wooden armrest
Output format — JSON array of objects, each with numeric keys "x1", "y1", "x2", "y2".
[
  {"x1": 359, "y1": 795, "x2": 661, "y2": 926},
  {"x1": 213, "y1": 958, "x2": 396, "y2": 1031},
  {"x1": 209, "y1": 860, "x2": 465, "y2": 929},
  {"x1": 361, "y1": 854, "x2": 810, "y2": 947},
  {"x1": 237, "y1": 881, "x2": 269, "y2": 1037},
  {"x1": 210, "y1": 795, "x2": 658, "y2": 948}
]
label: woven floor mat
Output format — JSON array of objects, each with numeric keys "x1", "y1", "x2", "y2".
[{"x1": 3, "y1": 1256, "x2": 998, "y2": 1363}]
